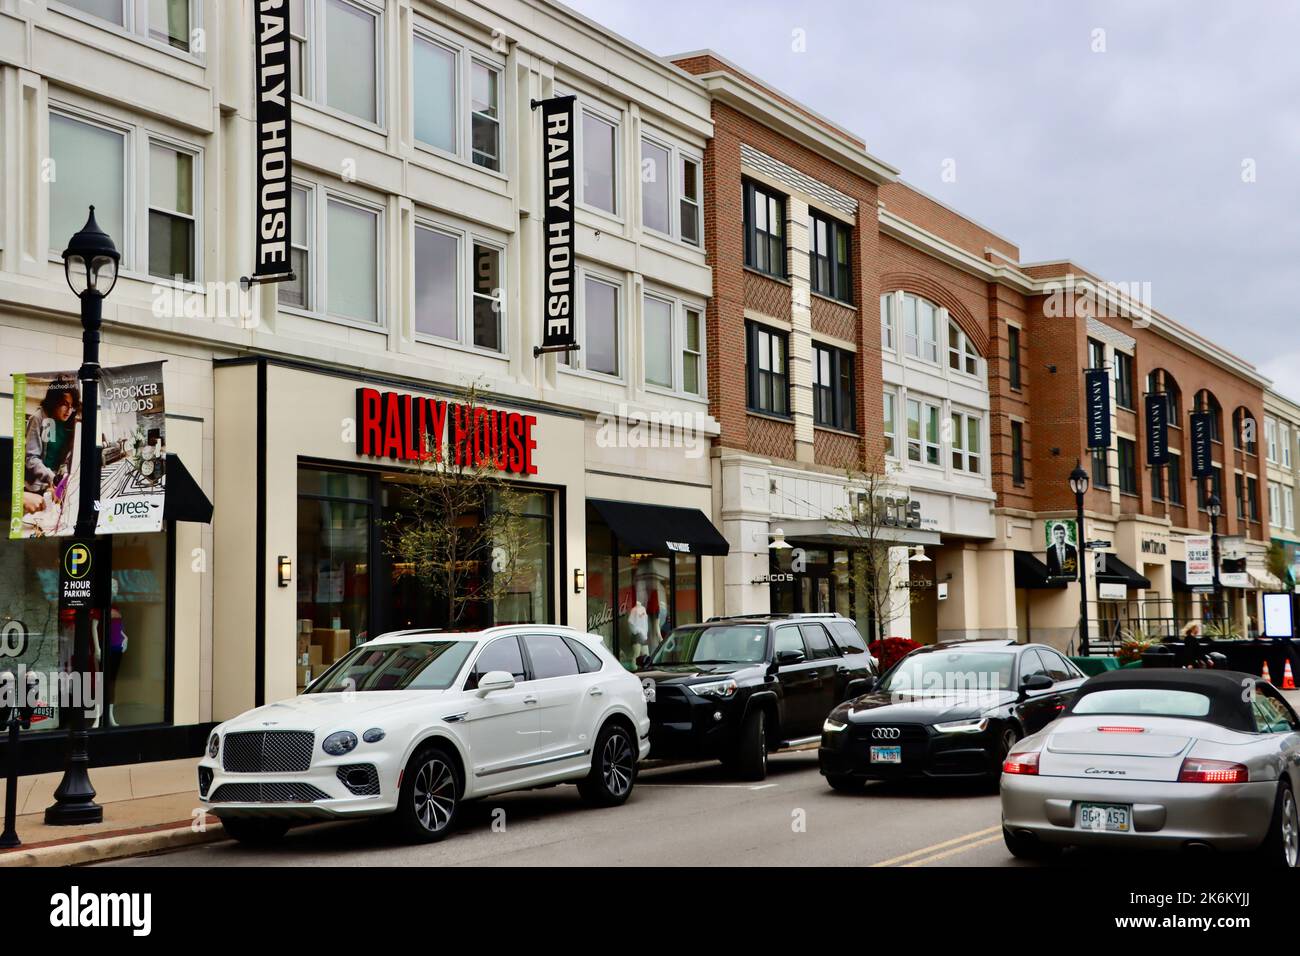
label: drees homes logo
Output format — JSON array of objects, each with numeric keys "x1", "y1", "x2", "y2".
[{"x1": 49, "y1": 886, "x2": 151, "y2": 937}]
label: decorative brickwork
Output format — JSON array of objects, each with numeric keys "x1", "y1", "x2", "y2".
[
  {"x1": 744, "y1": 270, "x2": 792, "y2": 322},
  {"x1": 811, "y1": 295, "x2": 857, "y2": 343},
  {"x1": 747, "y1": 414, "x2": 797, "y2": 462},
  {"x1": 814, "y1": 428, "x2": 862, "y2": 470}
]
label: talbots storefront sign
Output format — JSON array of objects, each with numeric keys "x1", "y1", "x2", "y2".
[{"x1": 355, "y1": 388, "x2": 538, "y2": 475}]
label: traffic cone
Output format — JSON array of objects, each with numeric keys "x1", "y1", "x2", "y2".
[
  {"x1": 1284, "y1": 660, "x2": 1297, "y2": 691},
  {"x1": 1262, "y1": 660, "x2": 1273, "y2": 684}
]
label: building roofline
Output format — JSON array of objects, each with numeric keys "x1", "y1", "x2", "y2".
[{"x1": 887, "y1": 178, "x2": 1021, "y2": 255}]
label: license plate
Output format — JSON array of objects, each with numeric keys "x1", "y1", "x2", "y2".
[
  {"x1": 870, "y1": 745, "x2": 901, "y2": 764},
  {"x1": 1078, "y1": 803, "x2": 1131, "y2": 832}
]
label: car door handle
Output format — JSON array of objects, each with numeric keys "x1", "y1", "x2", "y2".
[
  {"x1": 523, "y1": 695, "x2": 538, "y2": 705},
  {"x1": 588, "y1": 687, "x2": 604, "y2": 697}
]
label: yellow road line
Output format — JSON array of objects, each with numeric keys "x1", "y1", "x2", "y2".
[
  {"x1": 869, "y1": 825, "x2": 1001, "y2": 867},
  {"x1": 902, "y1": 833, "x2": 1003, "y2": 867}
]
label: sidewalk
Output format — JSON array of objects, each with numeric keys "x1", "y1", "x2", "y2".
[{"x1": 0, "y1": 758, "x2": 223, "y2": 867}]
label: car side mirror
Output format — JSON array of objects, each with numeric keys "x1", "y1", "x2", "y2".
[
  {"x1": 1021, "y1": 673, "x2": 1053, "y2": 694},
  {"x1": 776, "y1": 649, "x2": 806, "y2": 666},
  {"x1": 476, "y1": 671, "x2": 516, "y2": 697}
]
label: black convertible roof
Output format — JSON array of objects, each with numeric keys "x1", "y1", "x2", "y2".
[{"x1": 1070, "y1": 668, "x2": 1263, "y2": 732}]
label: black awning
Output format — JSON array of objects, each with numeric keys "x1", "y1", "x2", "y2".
[
  {"x1": 1014, "y1": 550, "x2": 1068, "y2": 590},
  {"x1": 1171, "y1": 560, "x2": 1191, "y2": 593},
  {"x1": 164, "y1": 455, "x2": 213, "y2": 524},
  {"x1": 588, "y1": 498, "x2": 729, "y2": 557},
  {"x1": 1095, "y1": 553, "x2": 1151, "y2": 589}
]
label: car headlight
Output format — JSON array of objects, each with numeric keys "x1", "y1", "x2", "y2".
[
  {"x1": 689, "y1": 678, "x2": 738, "y2": 699},
  {"x1": 362, "y1": 727, "x2": 385, "y2": 744},
  {"x1": 933, "y1": 717, "x2": 989, "y2": 734},
  {"x1": 322, "y1": 731, "x2": 358, "y2": 755},
  {"x1": 822, "y1": 717, "x2": 849, "y2": 733},
  {"x1": 207, "y1": 732, "x2": 220, "y2": 758}
]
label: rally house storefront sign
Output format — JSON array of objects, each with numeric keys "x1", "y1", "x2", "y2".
[
  {"x1": 252, "y1": 0, "x2": 293, "y2": 281},
  {"x1": 355, "y1": 388, "x2": 539, "y2": 475},
  {"x1": 538, "y1": 94, "x2": 577, "y2": 353}
]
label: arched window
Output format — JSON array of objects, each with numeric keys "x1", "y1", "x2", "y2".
[
  {"x1": 1146, "y1": 369, "x2": 1182, "y2": 425},
  {"x1": 947, "y1": 322, "x2": 981, "y2": 377},
  {"x1": 1232, "y1": 406, "x2": 1258, "y2": 454},
  {"x1": 1195, "y1": 389, "x2": 1222, "y2": 442},
  {"x1": 880, "y1": 291, "x2": 941, "y2": 364}
]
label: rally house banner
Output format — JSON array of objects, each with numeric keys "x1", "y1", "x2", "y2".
[
  {"x1": 253, "y1": 0, "x2": 293, "y2": 280},
  {"x1": 1084, "y1": 367, "x2": 1111, "y2": 449},
  {"x1": 539, "y1": 94, "x2": 577, "y2": 352},
  {"x1": 96, "y1": 361, "x2": 167, "y2": 534}
]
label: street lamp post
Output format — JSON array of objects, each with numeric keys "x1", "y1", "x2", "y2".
[
  {"x1": 1207, "y1": 493, "x2": 1223, "y2": 635},
  {"x1": 44, "y1": 207, "x2": 119, "y2": 826},
  {"x1": 1069, "y1": 461, "x2": 1091, "y2": 656}
]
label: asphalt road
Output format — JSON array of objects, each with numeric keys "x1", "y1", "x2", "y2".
[{"x1": 106, "y1": 750, "x2": 1034, "y2": 867}]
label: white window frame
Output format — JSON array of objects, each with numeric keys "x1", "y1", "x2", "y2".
[
  {"x1": 1286, "y1": 485, "x2": 1295, "y2": 531},
  {"x1": 899, "y1": 291, "x2": 941, "y2": 365},
  {"x1": 468, "y1": 237, "x2": 508, "y2": 355},
  {"x1": 1282, "y1": 423, "x2": 1293, "y2": 468},
  {"x1": 559, "y1": 268, "x2": 625, "y2": 381},
  {"x1": 880, "y1": 293, "x2": 896, "y2": 352},
  {"x1": 1269, "y1": 482, "x2": 1282, "y2": 523},
  {"x1": 947, "y1": 321, "x2": 982, "y2": 379},
  {"x1": 279, "y1": 178, "x2": 385, "y2": 330},
  {"x1": 411, "y1": 217, "x2": 462, "y2": 346},
  {"x1": 883, "y1": 389, "x2": 898, "y2": 459},
  {"x1": 410, "y1": 24, "x2": 508, "y2": 178},
  {"x1": 408, "y1": 216, "x2": 508, "y2": 356},
  {"x1": 410, "y1": 29, "x2": 460, "y2": 158},
  {"x1": 640, "y1": 289, "x2": 707, "y2": 399},
  {"x1": 468, "y1": 55, "x2": 504, "y2": 173},
  {"x1": 296, "y1": 0, "x2": 386, "y2": 131},
  {"x1": 950, "y1": 408, "x2": 983, "y2": 475},
  {"x1": 47, "y1": 105, "x2": 135, "y2": 272},
  {"x1": 1266, "y1": 417, "x2": 1278, "y2": 463},
  {"x1": 573, "y1": 98, "x2": 623, "y2": 221},
  {"x1": 679, "y1": 153, "x2": 703, "y2": 248},
  {"x1": 145, "y1": 134, "x2": 203, "y2": 287},
  {"x1": 639, "y1": 126, "x2": 703, "y2": 247},
  {"x1": 906, "y1": 396, "x2": 942, "y2": 468},
  {"x1": 279, "y1": 181, "x2": 314, "y2": 312},
  {"x1": 51, "y1": 0, "x2": 202, "y2": 59}
]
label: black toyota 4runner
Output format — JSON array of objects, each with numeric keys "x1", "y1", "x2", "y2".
[{"x1": 635, "y1": 614, "x2": 878, "y2": 781}]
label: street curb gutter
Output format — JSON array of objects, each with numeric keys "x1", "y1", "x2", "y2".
[{"x1": 0, "y1": 822, "x2": 225, "y2": 868}]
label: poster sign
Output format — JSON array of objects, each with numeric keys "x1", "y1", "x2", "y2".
[
  {"x1": 1262, "y1": 592, "x2": 1294, "y2": 639},
  {"x1": 1189, "y1": 411, "x2": 1214, "y2": 478},
  {"x1": 97, "y1": 361, "x2": 167, "y2": 534},
  {"x1": 9, "y1": 370, "x2": 83, "y2": 539},
  {"x1": 253, "y1": 0, "x2": 294, "y2": 280},
  {"x1": 1098, "y1": 582, "x2": 1127, "y2": 601},
  {"x1": 1145, "y1": 393, "x2": 1171, "y2": 465},
  {"x1": 1184, "y1": 535, "x2": 1213, "y2": 587},
  {"x1": 539, "y1": 94, "x2": 577, "y2": 352},
  {"x1": 1219, "y1": 536, "x2": 1249, "y2": 589},
  {"x1": 58, "y1": 538, "x2": 97, "y2": 611},
  {"x1": 1084, "y1": 368, "x2": 1111, "y2": 449},
  {"x1": 1044, "y1": 519, "x2": 1079, "y2": 580}
]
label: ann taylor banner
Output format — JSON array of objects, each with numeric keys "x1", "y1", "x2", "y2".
[
  {"x1": 1145, "y1": 393, "x2": 1171, "y2": 465},
  {"x1": 539, "y1": 94, "x2": 577, "y2": 352},
  {"x1": 1190, "y1": 410, "x2": 1214, "y2": 478},
  {"x1": 97, "y1": 362, "x2": 167, "y2": 534},
  {"x1": 253, "y1": 0, "x2": 293, "y2": 280},
  {"x1": 1084, "y1": 368, "x2": 1111, "y2": 449}
]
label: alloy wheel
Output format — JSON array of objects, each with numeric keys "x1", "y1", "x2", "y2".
[
  {"x1": 601, "y1": 730, "x2": 635, "y2": 796},
  {"x1": 1283, "y1": 789, "x2": 1298, "y2": 867},
  {"x1": 413, "y1": 758, "x2": 456, "y2": 833}
]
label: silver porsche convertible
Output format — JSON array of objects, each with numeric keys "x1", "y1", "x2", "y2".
[{"x1": 1000, "y1": 668, "x2": 1300, "y2": 865}]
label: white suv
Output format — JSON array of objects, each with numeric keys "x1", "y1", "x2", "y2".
[{"x1": 198, "y1": 625, "x2": 650, "y2": 844}]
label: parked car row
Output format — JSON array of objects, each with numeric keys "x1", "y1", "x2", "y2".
[{"x1": 197, "y1": 613, "x2": 1300, "y2": 865}]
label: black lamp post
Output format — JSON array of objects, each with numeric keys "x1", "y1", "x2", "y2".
[
  {"x1": 1207, "y1": 493, "x2": 1223, "y2": 634},
  {"x1": 1069, "y1": 461, "x2": 1091, "y2": 656},
  {"x1": 44, "y1": 207, "x2": 119, "y2": 826}
]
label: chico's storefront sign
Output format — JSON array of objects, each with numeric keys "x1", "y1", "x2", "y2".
[{"x1": 356, "y1": 388, "x2": 538, "y2": 475}]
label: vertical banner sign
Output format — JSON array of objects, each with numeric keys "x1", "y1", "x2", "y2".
[
  {"x1": 1189, "y1": 411, "x2": 1214, "y2": 478},
  {"x1": 1145, "y1": 393, "x2": 1170, "y2": 465},
  {"x1": 540, "y1": 95, "x2": 577, "y2": 351},
  {"x1": 1184, "y1": 535, "x2": 1213, "y2": 587},
  {"x1": 1084, "y1": 368, "x2": 1111, "y2": 449},
  {"x1": 10, "y1": 371, "x2": 83, "y2": 539},
  {"x1": 253, "y1": 0, "x2": 293, "y2": 280},
  {"x1": 97, "y1": 362, "x2": 167, "y2": 534}
]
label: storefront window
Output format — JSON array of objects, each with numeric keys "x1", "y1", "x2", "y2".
[
  {"x1": 0, "y1": 440, "x2": 171, "y2": 732},
  {"x1": 585, "y1": 505, "x2": 701, "y2": 668},
  {"x1": 768, "y1": 544, "x2": 871, "y2": 640}
]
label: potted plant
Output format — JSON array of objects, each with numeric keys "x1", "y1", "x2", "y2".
[{"x1": 1117, "y1": 626, "x2": 1157, "y2": 665}]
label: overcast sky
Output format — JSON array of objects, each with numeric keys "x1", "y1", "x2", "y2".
[{"x1": 566, "y1": 0, "x2": 1300, "y2": 399}]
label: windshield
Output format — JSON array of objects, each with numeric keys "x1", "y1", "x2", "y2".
[
  {"x1": 880, "y1": 652, "x2": 1015, "y2": 694},
  {"x1": 307, "y1": 641, "x2": 473, "y2": 693},
  {"x1": 1072, "y1": 688, "x2": 1211, "y2": 718},
  {"x1": 650, "y1": 625, "x2": 768, "y2": 665}
]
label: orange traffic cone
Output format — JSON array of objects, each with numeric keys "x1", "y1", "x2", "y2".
[
  {"x1": 1284, "y1": 660, "x2": 1297, "y2": 691},
  {"x1": 1262, "y1": 660, "x2": 1273, "y2": 684}
]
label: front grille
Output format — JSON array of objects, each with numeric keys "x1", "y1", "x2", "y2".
[
  {"x1": 197, "y1": 766, "x2": 213, "y2": 797},
  {"x1": 646, "y1": 685, "x2": 693, "y2": 723},
  {"x1": 208, "y1": 782, "x2": 330, "y2": 804},
  {"x1": 221, "y1": 731, "x2": 314, "y2": 773},
  {"x1": 336, "y1": 764, "x2": 381, "y2": 796}
]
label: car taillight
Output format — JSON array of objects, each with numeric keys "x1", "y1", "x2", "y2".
[
  {"x1": 1096, "y1": 726, "x2": 1145, "y2": 733},
  {"x1": 1177, "y1": 758, "x2": 1248, "y2": 784},
  {"x1": 1003, "y1": 750, "x2": 1040, "y2": 775}
]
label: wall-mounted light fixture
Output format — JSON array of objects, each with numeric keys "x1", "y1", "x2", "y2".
[
  {"x1": 768, "y1": 528, "x2": 793, "y2": 551},
  {"x1": 573, "y1": 568, "x2": 585, "y2": 593},
  {"x1": 907, "y1": 545, "x2": 931, "y2": 563},
  {"x1": 277, "y1": 555, "x2": 292, "y2": 588}
]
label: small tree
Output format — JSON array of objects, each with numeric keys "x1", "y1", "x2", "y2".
[
  {"x1": 1266, "y1": 540, "x2": 1291, "y2": 587},
  {"x1": 828, "y1": 454, "x2": 925, "y2": 644},
  {"x1": 385, "y1": 383, "x2": 538, "y2": 627}
]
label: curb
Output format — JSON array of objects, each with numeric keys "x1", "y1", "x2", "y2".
[{"x1": 0, "y1": 822, "x2": 226, "y2": 868}]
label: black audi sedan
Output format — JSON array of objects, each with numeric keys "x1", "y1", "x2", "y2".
[{"x1": 818, "y1": 640, "x2": 1086, "y2": 791}]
